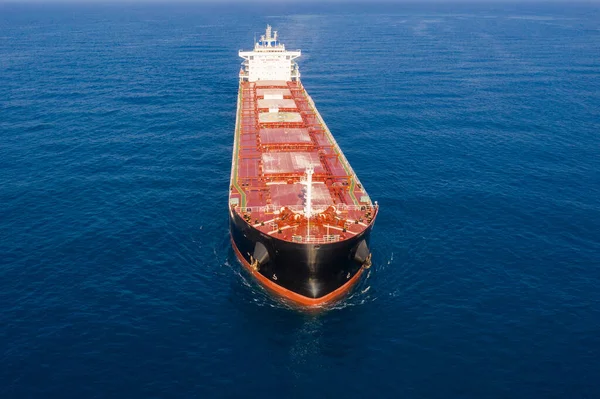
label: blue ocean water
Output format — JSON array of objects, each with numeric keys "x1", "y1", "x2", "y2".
[{"x1": 1, "y1": 2, "x2": 600, "y2": 397}]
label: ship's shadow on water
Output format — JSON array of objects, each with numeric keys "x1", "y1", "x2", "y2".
[{"x1": 222, "y1": 241, "x2": 382, "y2": 368}]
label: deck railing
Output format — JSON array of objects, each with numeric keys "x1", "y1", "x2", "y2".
[
  {"x1": 291, "y1": 234, "x2": 341, "y2": 243},
  {"x1": 234, "y1": 203, "x2": 375, "y2": 215}
]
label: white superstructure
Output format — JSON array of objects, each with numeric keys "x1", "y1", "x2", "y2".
[{"x1": 239, "y1": 25, "x2": 301, "y2": 83}]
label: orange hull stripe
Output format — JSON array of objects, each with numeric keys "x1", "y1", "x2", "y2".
[{"x1": 231, "y1": 236, "x2": 364, "y2": 307}]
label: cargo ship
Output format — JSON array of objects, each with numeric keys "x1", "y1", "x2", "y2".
[{"x1": 229, "y1": 25, "x2": 378, "y2": 306}]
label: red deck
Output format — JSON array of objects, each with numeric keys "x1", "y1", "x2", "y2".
[{"x1": 230, "y1": 80, "x2": 376, "y2": 243}]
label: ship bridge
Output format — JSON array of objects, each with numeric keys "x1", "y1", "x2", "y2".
[{"x1": 239, "y1": 25, "x2": 301, "y2": 82}]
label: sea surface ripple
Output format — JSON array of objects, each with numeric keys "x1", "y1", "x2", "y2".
[{"x1": 1, "y1": 2, "x2": 599, "y2": 398}]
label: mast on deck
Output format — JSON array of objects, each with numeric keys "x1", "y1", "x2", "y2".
[{"x1": 303, "y1": 167, "x2": 314, "y2": 219}]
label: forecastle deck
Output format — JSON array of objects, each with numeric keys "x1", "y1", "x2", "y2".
[{"x1": 229, "y1": 80, "x2": 377, "y2": 244}]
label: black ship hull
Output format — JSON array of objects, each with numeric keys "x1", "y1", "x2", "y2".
[{"x1": 229, "y1": 209, "x2": 375, "y2": 305}]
